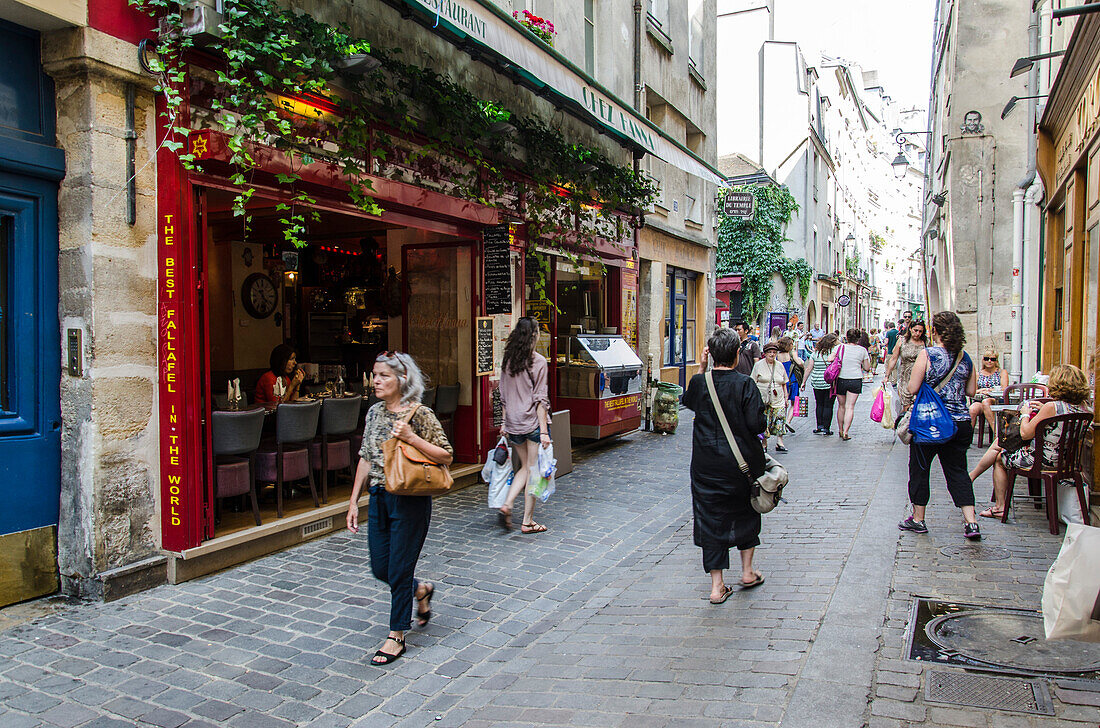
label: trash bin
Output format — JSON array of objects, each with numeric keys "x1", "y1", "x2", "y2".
[{"x1": 653, "y1": 382, "x2": 683, "y2": 434}]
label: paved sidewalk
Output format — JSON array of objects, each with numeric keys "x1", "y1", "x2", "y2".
[{"x1": 0, "y1": 378, "x2": 1094, "y2": 727}]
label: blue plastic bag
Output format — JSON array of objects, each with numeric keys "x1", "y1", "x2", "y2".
[{"x1": 908, "y1": 382, "x2": 957, "y2": 444}]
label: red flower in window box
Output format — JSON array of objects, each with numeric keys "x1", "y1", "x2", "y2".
[{"x1": 513, "y1": 9, "x2": 557, "y2": 46}]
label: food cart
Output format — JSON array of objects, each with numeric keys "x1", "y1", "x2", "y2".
[{"x1": 556, "y1": 334, "x2": 643, "y2": 439}]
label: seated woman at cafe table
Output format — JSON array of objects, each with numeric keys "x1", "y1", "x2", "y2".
[
  {"x1": 254, "y1": 344, "x2": 305, "y2": 406},
  {"x1": 968, "y1": 364, "x2": 1092, "y2": 519},
  {"x1": 968, "y1": 348, "x2": 1008, "y2": 432}
]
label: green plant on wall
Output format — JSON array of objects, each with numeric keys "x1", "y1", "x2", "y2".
[
  {"x1": 845, "y1": 250, "x2": 861, "y2": 276},
  {"x1": 715, "y1": 184, "x2": 808, "y2": 323},
  {"x1": 131, "y1": 0, "x2": 657, "y2": 256},
  {"x1": 869, "y1": 232, "x2": 885, "y2": 254}
]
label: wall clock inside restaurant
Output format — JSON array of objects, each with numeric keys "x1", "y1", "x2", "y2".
[{"x1": 242, "y1": 272, "x2": 278, "y2": 318}]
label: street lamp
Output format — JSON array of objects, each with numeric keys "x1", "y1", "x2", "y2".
[
  {"x1": 845, "y1": 232, "x2": 855, "y2": 246},
  {"x1": 1009, "y1": 50, "x2": 1065, "y2": 78},
  {"x1": 1001, "y1": 94, "x2": 1046, "y2": 120},
  {"x1": 891, "y1": 151, "x2": 909, "y2": 179}
]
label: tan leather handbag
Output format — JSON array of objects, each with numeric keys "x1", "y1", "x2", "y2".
[{"x1": 383, "y1": 405, "x2": 454, "y2": 496}]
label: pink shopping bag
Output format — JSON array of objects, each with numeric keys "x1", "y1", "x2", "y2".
[{"x1": 869, "y1": 387, "x2": 885, "y2": 422}]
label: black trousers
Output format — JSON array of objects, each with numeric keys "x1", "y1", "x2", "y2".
[
  {"x1": 701, "y1": 541, "x2": 757, "y2": 572},
  {"x1": 814, "y1": 387, "x2": 835, "y2": 431},
  {"x1": 908, "y1": 421, "x2": 975, "y2": 508},
  {"x1": 368, "y1": 489, "x2": 433, "y2": 631}
]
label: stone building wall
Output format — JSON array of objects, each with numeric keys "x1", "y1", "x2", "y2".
[{"x1": 43, "y1": 26, "x2": 162, "y2": 598}]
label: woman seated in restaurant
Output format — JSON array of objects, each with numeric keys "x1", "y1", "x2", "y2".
[
  {"x1": 254, "y1": 344, "x2": 305, "y2": 406},
  {"x1": 969, "y1": 364, "x2": 1092, "y2": 519},
  {"x1": 969, "y1": 348, "x2": 1009, "y2": 432}
]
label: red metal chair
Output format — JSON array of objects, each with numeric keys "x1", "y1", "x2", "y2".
[
  {"x1": 1003, "y1": 383, "x2": 1048, "y2": 405},
  {"x1": 1002, "y1": 412, "x2": 1093, "y2": 534}
]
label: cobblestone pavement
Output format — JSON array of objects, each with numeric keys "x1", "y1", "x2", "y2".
[{"x1": 1, "y1": 377, "x2": 1096, "y2": 727}]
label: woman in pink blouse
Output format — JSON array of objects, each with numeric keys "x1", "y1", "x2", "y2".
[{"x1": 497, "y1": 316, "x2": 551, "y2": 533}]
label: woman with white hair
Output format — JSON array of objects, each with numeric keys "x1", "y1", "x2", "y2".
[{"x1": 347, "y1": 351, "x2": 453, "y2": 666}]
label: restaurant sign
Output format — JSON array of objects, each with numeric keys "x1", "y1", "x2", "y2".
[
  {"x1": 400, "y1": 0, "x2": 724, "y2": 186},
  {"x1": 1055, "y1": 54, "x2": 1100, "y2": 183}
]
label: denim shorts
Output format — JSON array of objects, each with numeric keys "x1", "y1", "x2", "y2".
[{"x1": 507, "y1": 430, "x2": 541, "y2": 445}]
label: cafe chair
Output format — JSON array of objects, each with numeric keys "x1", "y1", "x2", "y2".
[
  {"x1": 434, "y1": 384, "x2": 460, "y2": 444},
  {"x1": 1003, "y1": 383, "x2": 1048, "y2": 405},
  {"x1": 310, "y1": 395, "x2": 362, "y2": 503},
  {"x1": 1003, "y1": 412, "x2": 1093, "y2": 534},
  {"x1": 214, "y1": 392, "x2": 250, "y2": 410},
  {"x1": 422, "y1": 387, "x2": 437, "y2": 409},
  {"x1": 255, "y1": 400, "x2": 321, "y2": 518},
  {"x1": 211, "y1": 408, "x2": 266, "y2": 526}
]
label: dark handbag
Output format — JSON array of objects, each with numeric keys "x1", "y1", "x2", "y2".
[{"x1": 998, "y1": 411, "x2": 1027, "y2": 452}]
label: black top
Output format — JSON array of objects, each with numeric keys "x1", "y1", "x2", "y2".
[
  {"x1": 683, "y1": 369, "x2": 767, "y2": 478},
  {"x1": 734, "y1": 339, "x2": 762, "y2": 376}
]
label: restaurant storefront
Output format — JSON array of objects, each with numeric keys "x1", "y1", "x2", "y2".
[{"x1": 1036, "y1": 10, "x2": 1100, "y2": 494}]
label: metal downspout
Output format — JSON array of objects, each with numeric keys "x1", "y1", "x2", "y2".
[{"x1": 1012, "y1": 3, "x2": 1040, "y2": 383}]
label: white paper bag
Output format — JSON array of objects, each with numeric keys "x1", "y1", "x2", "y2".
[
  {"x1": 1058, "y1": 481, "x2": 1086, "y2": 526},
  {"x1": 1042, "y1": 523, "x2": 1100, "y2": 642}
]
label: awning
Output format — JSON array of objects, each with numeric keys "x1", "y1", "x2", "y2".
[
  {"x1": 716, "y1": 275, "x2": 741, "y2": 292},
  {"x1": 398, "y1": 0, "x2": 726, "y2": 186}
]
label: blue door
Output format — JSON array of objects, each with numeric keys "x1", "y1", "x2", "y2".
[{"x1": 0, "y1": 19, "x2": 64, "y2": 606}]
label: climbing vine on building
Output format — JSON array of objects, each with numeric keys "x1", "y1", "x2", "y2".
[
  {"x1": 716, "y1": 184, "x2": 809, "y2": 323},
  {"x1": 130, "y1": 0, "x2": 657, "y2": 253}
]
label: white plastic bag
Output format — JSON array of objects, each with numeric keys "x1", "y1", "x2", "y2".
[
  {"x1": 1059, "y1": 481, "x2": 1086, "y2": 526},
  {"x1": 530, "y1": 443, "x2": 557, "y2": 503},
  {"x1": 887, "y1": 382, "x2": 902, "y2": 423},
  {"x1": 482, "y1": 437, "x2": 513, "y2": 510},
  {"x1": 1042, "y1": 523, "x2": 1100, "y2": 642}
]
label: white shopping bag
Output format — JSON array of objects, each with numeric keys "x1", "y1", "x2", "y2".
[
  {"x1": 886, "y1": 382, "x2": 902, "y2": 423},
  {"x1": 1042, "y1": 523, "x2": 1100, "y2": 642},
  {"x1": 1058, "y1": 481, "x2": 1086, "y2": 526},
  {"x1": 482, "y1": 437, "x2": 513, "y2": 510}
]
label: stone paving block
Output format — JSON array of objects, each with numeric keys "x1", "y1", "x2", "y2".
[{"x1": 37, "y1": 702, "x2": 97, "y2": 728}]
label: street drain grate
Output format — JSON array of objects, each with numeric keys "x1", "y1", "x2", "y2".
[
  {"x1": 905, "y1": 599, "x2": 1100, "y2": 681},
  {"x1": 938, "y1": 544, "x2": 1011, "y2": 560},
  {"x1": 925, "y1": 670, "x2": 1054, "y2": 715}
]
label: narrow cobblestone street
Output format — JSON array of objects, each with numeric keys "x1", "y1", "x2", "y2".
[{"x1": 1, "y1": 384, "x2": 1096, "y2": 728}]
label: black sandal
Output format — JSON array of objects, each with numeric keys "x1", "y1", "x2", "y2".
[
  {"x1": 416, "y1": 583, "x2": 434, "y2": 627},
  {"x1": 371, "y1": 635, "x2": 405, "y2": 665}
]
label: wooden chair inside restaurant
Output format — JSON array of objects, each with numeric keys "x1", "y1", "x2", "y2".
[
  {"x1": 435, "y1": 383, "x2": 460, "y2": 444},
  {"x1": 310, "y1": 395, "x2": 362, "y2": 503},
  {"x1": 211, "y1": 408, "x2": 266, "y2": 526},
  {"x1": 1002, "y1": 412, "x2": 1093, "y2": 534},
  {"x1": 255, "y1": 400, "x2": 322, "y2": 518}
]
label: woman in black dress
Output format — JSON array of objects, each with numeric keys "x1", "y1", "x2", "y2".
[{"x1": 683, "y1": 327, "x2": 768, "y2": 604}]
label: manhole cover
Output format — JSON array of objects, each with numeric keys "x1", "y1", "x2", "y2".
[
  {"x1": 938, "y1": 544, "x2": 1011, "y2": 560},
  {"x1": 925, "y1": 670, "x2": 1054, "y2": 715},
  {"x1": 906, "y1": 599, "x2": 1100, "y2": 680},
  {"x1": 926, "y1": 611, "x2": 1100, "y2": 674}
]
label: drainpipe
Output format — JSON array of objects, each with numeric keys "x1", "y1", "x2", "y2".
[
  {"x1": 633, "y1": 1, "x2": 643, "y2": 111},
  {"x1": 1011, "y1": 3, "x2": 1040, "y2": 383}
]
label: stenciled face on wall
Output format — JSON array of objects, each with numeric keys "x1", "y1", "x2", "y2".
[{"x1": 961, "y1": 110, "x2": 984, "y2": 135}]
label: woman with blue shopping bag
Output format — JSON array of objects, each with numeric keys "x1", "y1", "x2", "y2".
[{"x1": 898, "y1": 312, "x2": 982, "y2": 540}]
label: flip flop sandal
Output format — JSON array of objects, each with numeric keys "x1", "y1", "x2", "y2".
[
  {"x1": 775, "y1": 445, "x2": 788, "y2": 452},
  {"x1": 371, "y1": 636, "x2": 405, "y2": 666},
  {"x1": 739, "y1": 573, "x2": 765, "y2": 589},
  {"x1": 978, "y1": 507, "x2": 1004, "y2": 519},
  {"x1": 416, "y1": 584, "x2": 434, "y2": 627},
  {"x1": 521, "y1": 522, "x2": 548, "y2": 534},
  {"x1": 709, "y1": 585, "x2": 734, "y2": 605}
]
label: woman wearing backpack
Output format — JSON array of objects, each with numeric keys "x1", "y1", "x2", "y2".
[{"x1": 899, "y1": 311, "x2": 980, "y2": 540}]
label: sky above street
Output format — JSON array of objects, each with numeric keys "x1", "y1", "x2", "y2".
[{"x1": 773, "y1": 0, "x2": 936, "y2": 112}]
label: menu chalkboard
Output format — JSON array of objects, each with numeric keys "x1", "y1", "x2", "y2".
[
  {"x1": 476, "y1": 317, "x2": 495, "y2": 376},
  {"x1": 483, "y1": 224, "x2": 512, "y2": 315}
]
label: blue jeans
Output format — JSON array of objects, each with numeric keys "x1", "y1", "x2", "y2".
[{"x1": 367, "y1": 488, "x2": 432, "y2": 631}]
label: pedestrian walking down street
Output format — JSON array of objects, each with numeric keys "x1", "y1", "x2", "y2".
[
  {"x1": 347, "y1": 352, "x2": 454, "y2": 666},
  {"x1": 497, "y1": 316, "x2": 552, "y2": 534},
  {"x1": 899, "y1": 311, "x2": 981, "y2": 540},
  {"x1": 733, "y1": 320, "x2": 763, "y2": 376},
  {"x1": 751, "y1": 342, "x2": 790, "y2": 452},
  {"x1": 884, "y1": 319, "x2": 927, "y2": 414},
  {"x1": 804, "y1": 333, "x2": 839, "y2": 436},
  {"x1": 777, "y1": 336, "x2": 804, "y2": 432},
  {"x1": 867, "y1": 330, "x2": 881, "y2": 380},
  {"x1": 683, "y1": 328, "x2": 766, "y2": 603},
  {"x1": 834, "y1": 329, "x2": 871, "y2": 440}
]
